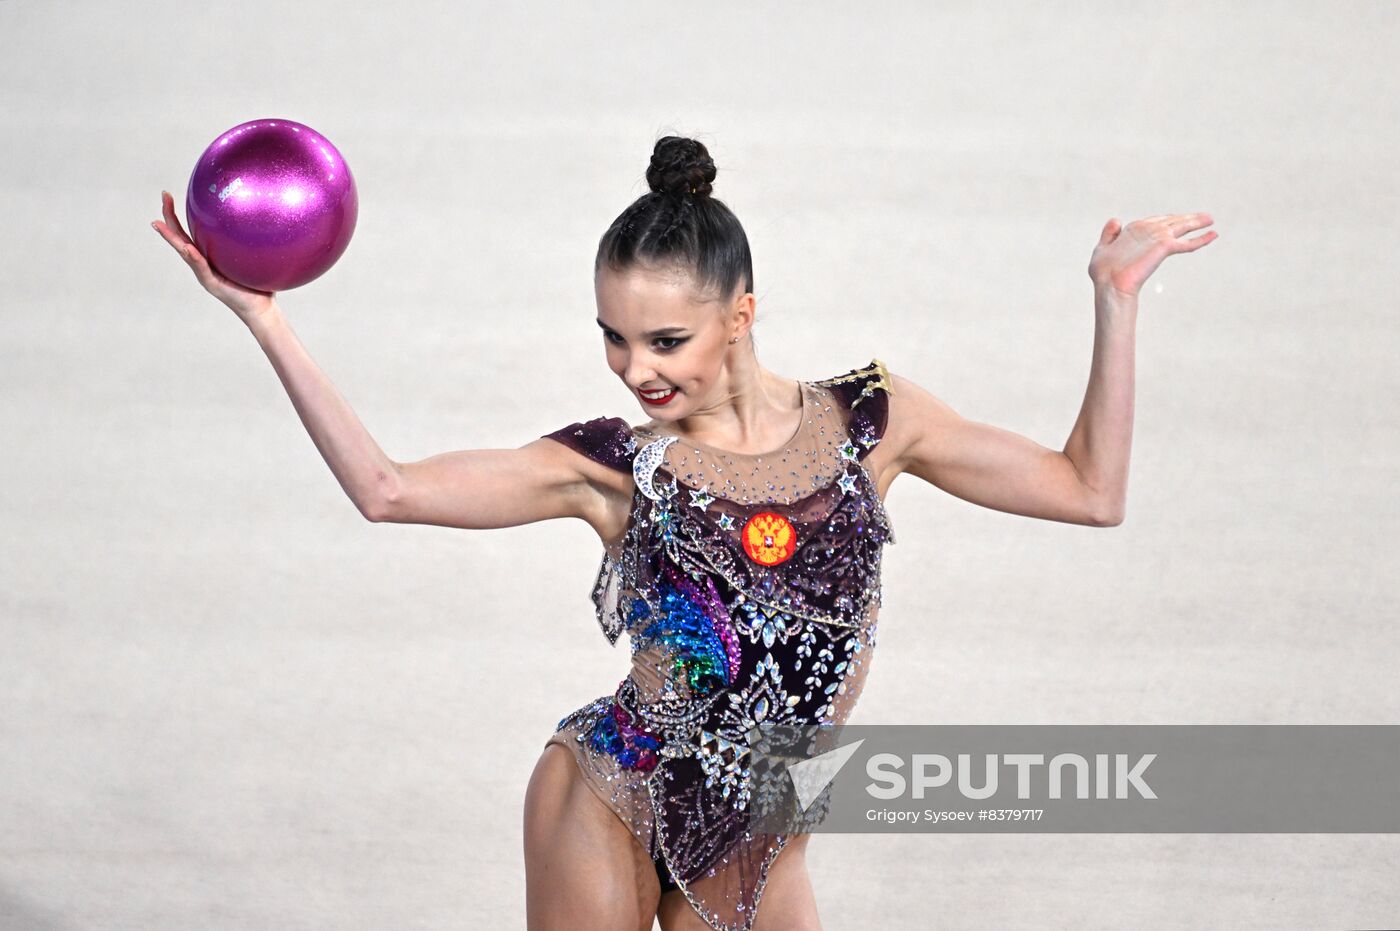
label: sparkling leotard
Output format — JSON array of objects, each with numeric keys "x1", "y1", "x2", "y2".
[{"x1": 540, "y1": 359, "x2": 896, "y2": 931}]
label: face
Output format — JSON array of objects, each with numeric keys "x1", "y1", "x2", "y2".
[{"x1": 594, "y1": 264, "x2": 752, "y2": 420}]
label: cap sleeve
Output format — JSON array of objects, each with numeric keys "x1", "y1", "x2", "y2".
[
  {"x1": 812, "y1": 358, "x2": 894, "y2": 460},
  {"x1": 540, "y1": 416, "x2": 638, "y2": 473}
]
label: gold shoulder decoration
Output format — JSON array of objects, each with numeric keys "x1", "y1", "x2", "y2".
[{"x1": 811, "y1": 358, "x2": 894, "y2": 407}]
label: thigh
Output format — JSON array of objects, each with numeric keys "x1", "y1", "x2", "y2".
[
  {"x1": 656, "y1": 834, "x2": 822, "y2": 931},
  {"x1": 751, "y1": 835, "x2": 821, "y2": 931},
  {"x1": 523, "y1": 742, "x2": 661, "y2": 931}
]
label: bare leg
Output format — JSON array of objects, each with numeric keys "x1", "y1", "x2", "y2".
[
  {"x1": 523, "y1": 743, "x2": 662, "y2": 931},
  {"x1": 656, "y1": 835, "x2": 822, "y2": 931}
]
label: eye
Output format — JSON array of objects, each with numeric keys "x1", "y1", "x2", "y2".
[{"x1": 602, "y1": 331, "x2": 688, "y2": 351}]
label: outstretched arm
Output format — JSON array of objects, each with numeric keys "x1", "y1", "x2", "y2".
[
  {"x1": 233, "y1": 299, "x2": 611, "y2": 530},
  {"x1": 888, "y1": 213, "x2": 1217, "y2": 527},
  {"x1": 228, "y1": 303, "x2": 606, "y2": 529},
  {"x1": 152, "y1": 190, "x2": 605, "y2": 531}
]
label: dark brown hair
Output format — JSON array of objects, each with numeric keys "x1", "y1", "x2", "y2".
[{"x1": 595, "y1": 136, "x2": 755, "y2": 310}]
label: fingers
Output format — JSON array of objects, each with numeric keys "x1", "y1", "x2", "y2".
[
  {"x1": 1165, "y1": 215, "x2": 1215, "y2": 251},
  {"x1": 1134, "y1": 213, "x2": 1217, "y2": 251},
  {"x1": 152, "y1": 190, "x2": 207, "y2": 267},
  {"x1": 1140, "y1": 212, "x2": 1211, "y2": 225},
  {"x1": 151, "y1": 219, "x2": 196, "y2": 263},
  {"x1": 1098, "y1": 217, "x2": 1122, "y2": 246},
  {"x1": 1175, "y1": 230, "x2": 1219, "y2": 252},
  {"x1": 160, "y1": 190, "x2": 194, "y2": 243},
  {"x1": 1142, "y1": 212, "x2": 1213, "y2": 232},
  {"x1": 1169, "y1": 212, "x2": 1212, "y2": 231},
  {"x1": 152, "y1": 193, "x2": 195, "y2": 258}
]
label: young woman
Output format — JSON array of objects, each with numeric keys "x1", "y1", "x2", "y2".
[{"x1": 152, "y1": 135, "x2": 1215, "y2": 931}]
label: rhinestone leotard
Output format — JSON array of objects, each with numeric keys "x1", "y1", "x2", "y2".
[{"x1": 539, "y1": 359, "x2": 896, "y2": 931}]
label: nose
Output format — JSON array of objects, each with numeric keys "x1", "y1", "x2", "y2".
[{"x1": 624, "y1": 358, "x2": 657, "y2": 390}]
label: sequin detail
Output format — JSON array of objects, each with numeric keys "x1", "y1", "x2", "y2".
[
  {"x1": 635, "y1": 434, "x2": 680, "y2": 501},
  {"x1": 633, "y1": 561, "x2": 739, "y2": 694},
  {"x1": 588, "y1": 700, "x2": 663, "y2": 772},
  {"x1": 540, "y1": 359, "x2": 895, "y2": 931}
]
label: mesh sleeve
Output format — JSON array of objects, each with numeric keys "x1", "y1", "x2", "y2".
[{"x1": 541, "y1": 416, "x2": 637, "y2": 473}]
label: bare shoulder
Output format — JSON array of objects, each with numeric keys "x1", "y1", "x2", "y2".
[
  {"x1": 885, "y1": 370, "x2": 958, "y2": 455},
  {"x1": 862, "y1": 370, "x2": 953, "y2": 490}
]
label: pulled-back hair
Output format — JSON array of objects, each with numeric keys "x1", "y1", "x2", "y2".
[{"x1": 595, "y1": 136, "x2": 755, "y2": 309}]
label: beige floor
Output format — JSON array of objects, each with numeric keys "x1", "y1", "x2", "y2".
[{"x1": 2, "y1": 2, "x2": 1397, "y2": 928}]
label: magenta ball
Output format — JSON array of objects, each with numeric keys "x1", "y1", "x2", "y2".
[{"x1": 185, "y1": 118, "x2": 358, "y2": 292}]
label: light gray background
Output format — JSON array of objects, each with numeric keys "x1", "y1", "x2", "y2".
[{"x1": 2, "y1": 2, "x2": 1396, "y2": 929}]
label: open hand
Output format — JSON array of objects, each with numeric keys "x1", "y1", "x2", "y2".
[
  {"x1": 151, "y1": 190, "x2": 277, "y2": 323},
  {"x1": 1088, "y1": 213, "x2": 1217, "y2": 299}
]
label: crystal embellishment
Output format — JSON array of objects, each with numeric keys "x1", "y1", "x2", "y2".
[
  {"x1": 540, "y1": 359, "x2": 896, "y2": 931},
  {"x1": 634, "y1": 435, "x2": 680, "y2": 501}
]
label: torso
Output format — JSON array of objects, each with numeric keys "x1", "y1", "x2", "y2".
[{"x1": 541, "y1": 364, "x2": 898, "y2": 922}]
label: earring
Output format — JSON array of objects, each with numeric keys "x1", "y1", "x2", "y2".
[{"x1": 729, "y1": 336, "x2": 739, "y2": 344}]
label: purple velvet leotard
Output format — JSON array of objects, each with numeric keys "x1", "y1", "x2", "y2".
[{"x1": 539, "y1": 359, "x2": 896, "y2": 931}]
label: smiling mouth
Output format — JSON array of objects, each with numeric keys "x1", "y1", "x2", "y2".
[{"x1": 639, "y1": 387, "x2": 678, "y2": 404}]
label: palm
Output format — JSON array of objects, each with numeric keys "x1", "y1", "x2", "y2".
[{"x1": 1088, "y1": 213, "x2": 1217, "y2": 298}]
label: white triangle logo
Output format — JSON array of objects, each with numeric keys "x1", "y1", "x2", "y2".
[{"x1": 787, "y1": 738, "x2": 866, "y2": 811}]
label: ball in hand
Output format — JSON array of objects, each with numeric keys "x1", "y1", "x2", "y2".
[{"x1": 185, "y1": 118, "x2": 358, "y2": 292}]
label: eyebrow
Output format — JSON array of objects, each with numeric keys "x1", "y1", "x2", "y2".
[{"x1": 595, "y1": 319, "x2": 689, "y2": 338}]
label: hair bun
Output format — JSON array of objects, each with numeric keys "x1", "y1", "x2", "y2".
[{"x1": 646, "y1": 136, "x2": 716, "y2": 198}]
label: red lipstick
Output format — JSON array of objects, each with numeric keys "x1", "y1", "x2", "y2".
[{"x1": 639, "y1": 387, "x2": 678, "y2": 406}]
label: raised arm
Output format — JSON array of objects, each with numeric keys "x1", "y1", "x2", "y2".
[
  {"x1": 152, "y1": 189, "x2": 609, "y2": 533},
  {"x1": 370, "y1": 437, "x2": 620, "y2": 531},
  {"x1": 886, "y1": 213, "x2": 1216, "y2": 527},
  {"x1": 885, "y1": 369, "x2": 1122, "y2": 526},
  {"x1": 246, "y1": 307, "x2": 610, "y2": 530}
]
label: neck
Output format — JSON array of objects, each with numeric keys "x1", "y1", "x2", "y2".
[{"x1": 672, "y1": 346, "x2": 801, "y2": 448}]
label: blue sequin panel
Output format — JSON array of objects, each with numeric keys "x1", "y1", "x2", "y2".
[
  {"x1": 635, "y1": 572, "x2": 733, "y2": 696},
  {"x1": 586, "y1": 701, "x2": 662, "y2": 772}
]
